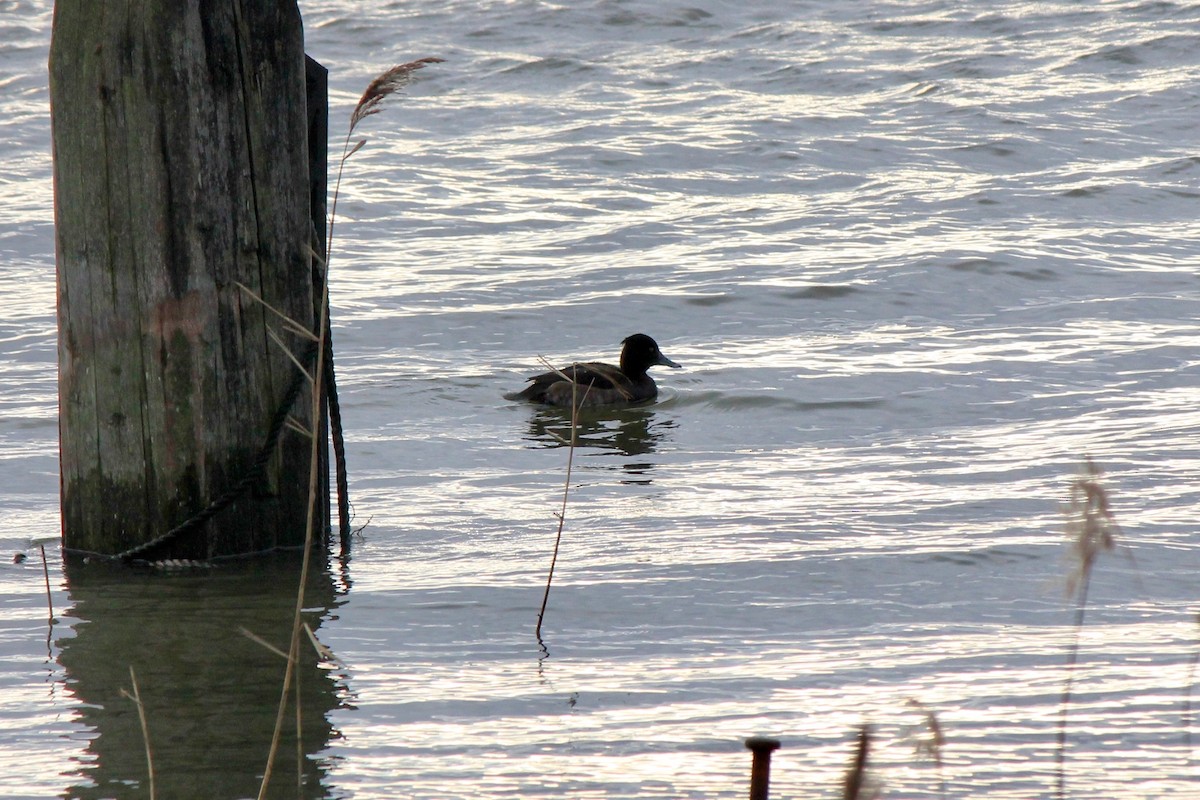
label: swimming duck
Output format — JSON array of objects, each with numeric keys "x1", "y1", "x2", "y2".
[{"x1": 506, "y1": 333, "x2": 681, "y2": 407}]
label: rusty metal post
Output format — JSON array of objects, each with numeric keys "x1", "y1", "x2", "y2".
[{"x1": 745, "y1": 736, "x2": 781, "y2": 800}]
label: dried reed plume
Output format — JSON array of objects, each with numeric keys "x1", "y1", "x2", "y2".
[
  {"x1": 906, "y1": 697, "x2": 946, "y2": 799},
  {"x1": 349, "y1": 57, "x2": 445, "y2": 134},
  {"x1": 1064, "y1": 456, "x2": 1118, "y2": 597},
  {"x1": 1056, "y1": 456, "x2": 1120, "y2": 800},
  {"x1": 329, "y1": 57, "x2": 444, "y2": 276}
]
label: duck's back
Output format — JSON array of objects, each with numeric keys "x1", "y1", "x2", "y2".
[{"x1": 507, "y1": 361, "x2": 656, "y2": 407}]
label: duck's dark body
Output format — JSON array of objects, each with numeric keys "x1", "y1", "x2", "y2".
[{"x1": 507, "y1": 333, "x2": 681, "y2": 408}]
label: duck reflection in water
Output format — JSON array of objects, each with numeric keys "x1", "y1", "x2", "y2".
[{"x1": 523, "y1": 404, "x2": 676, "y2": 459}]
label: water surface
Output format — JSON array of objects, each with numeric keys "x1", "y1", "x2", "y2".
[{"x1": 1, "y1": 0, "x2": 1199, "y2": 797}]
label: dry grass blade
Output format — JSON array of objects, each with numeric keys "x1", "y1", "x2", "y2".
[
  {"x1": 234, "y1": 281, "x2": 319, "y2": 342},
  {"x1": 119, "y1": 666, "x2": 156, "y2": 800},
  {"x1": 240, "y1": 626, "x2": 291, "y2": 661},
  {"x1": 303, "y1": 622, "x2": 347, "y2": 668},
  {"x1": 534, "y1": 355, "x2": 632, "y2": 402},
  {"x1": 580, "y1": 362, "x2": 634, "y2": 401},
  {"x1": 350, "y1": 57, "x2": 445, "y2": 133},
  {"x1": 306, "y1": 242, "x2": 326, "y2": 270},
  {"x1": 267, "y1": 328, "x2": 315, "y2": 384},
  {"x1": 544, "y1": 429, "x2": 571, "y2": 446},
  {"x1": 285, "y1": 415, "x2": 314, "y2": 439},
  {"x1": 535, "y1": 355, "x2": 573, "y2": 384}
]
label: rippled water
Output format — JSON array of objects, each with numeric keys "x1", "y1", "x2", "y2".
[{"x1": 2, "y1": 0, "x2": 1200, "y2": 797}]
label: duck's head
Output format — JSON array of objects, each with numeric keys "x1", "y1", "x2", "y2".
[{"x1": 620, "y1": 333, "x2": 681, "y2": 376}]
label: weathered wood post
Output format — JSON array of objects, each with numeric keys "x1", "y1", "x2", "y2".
[{"x1": 50, "y1": 2, "x2": 327, "y2": 561}]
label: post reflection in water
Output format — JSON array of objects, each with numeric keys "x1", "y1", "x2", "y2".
[{"x1": 57, "y1": 553, "x2": 346, "y2": 800}]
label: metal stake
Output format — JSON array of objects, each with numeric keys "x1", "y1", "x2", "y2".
[{"x1": 745, "y1": 736, "x2": 781, "y2": 800}]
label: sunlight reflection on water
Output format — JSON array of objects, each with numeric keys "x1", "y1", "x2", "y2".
[{"x1": 2, "y1": 0, "x2": 1200, "y2": 796}]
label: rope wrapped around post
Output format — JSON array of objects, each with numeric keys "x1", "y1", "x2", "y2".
[{"x1": 103, "y1": 339, "x2": 323, "y2": 565}]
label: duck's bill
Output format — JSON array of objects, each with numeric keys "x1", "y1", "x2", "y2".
[{"x1": 658, "y1": 355, "x2": 682, "y2": 369}]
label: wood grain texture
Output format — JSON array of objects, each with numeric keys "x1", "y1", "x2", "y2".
[{"x1": 51, "y1": 1, "x2": 323, "y2": 558}]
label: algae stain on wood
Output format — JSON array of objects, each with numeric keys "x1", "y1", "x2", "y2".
[{"x1": 51, "y1": 2, "x2": 324, "y2": 559}]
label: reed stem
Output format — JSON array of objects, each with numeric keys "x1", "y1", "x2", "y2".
[
  {"x1": 39, "y1": 545, "x2": 53, "y2": 622},
  {"x1": 257, "y1": 58, "x2": 439, "y2": 796},
  {"x1": 535, "y1": 379, "x2": 583, "y2": 640},
  {"x1": 1055, "y1": 457, "x2": 1117, "y2": 800},
  {"x1": 257, "y1": 233, "x2": 327, "y2": 799},
  {"x1": 1183, "y1": 611, "x2": 1199, "y2": 766},
  {"x1": 121, "y1": 666, "x2": 155, "y2": 800},
  {"x1": 1056, "y1": 570, "x2": 1091, "y2": 800}
]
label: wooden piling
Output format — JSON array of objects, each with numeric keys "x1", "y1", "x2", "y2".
[{"x1": 50, "y1": 2, "x2": 327, "y2": 560}]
